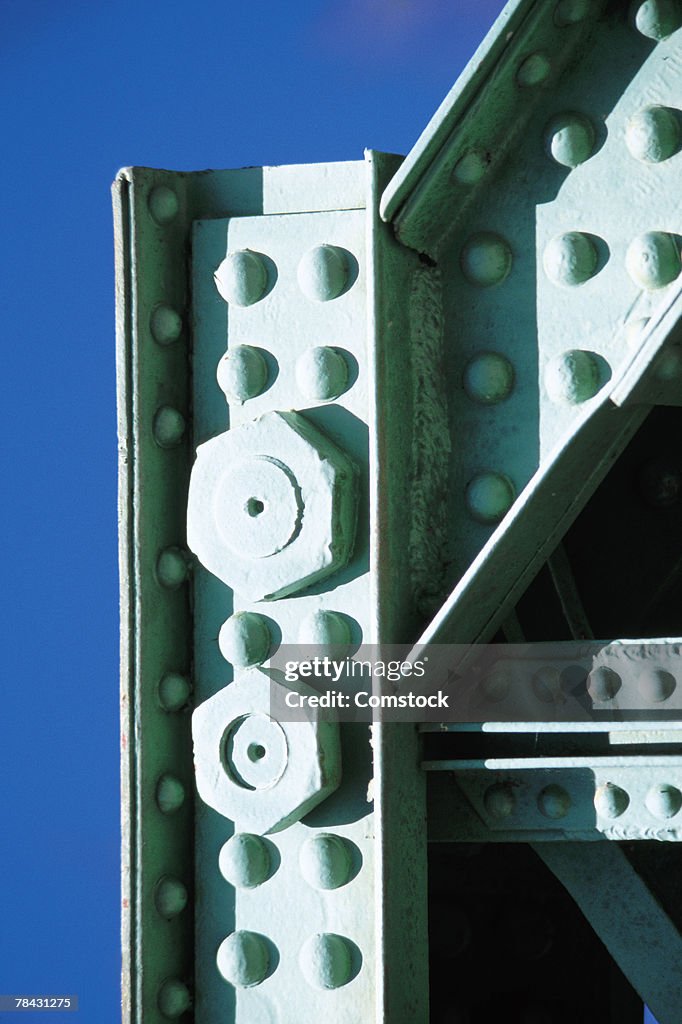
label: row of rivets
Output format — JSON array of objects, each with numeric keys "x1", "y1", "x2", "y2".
[
  {"x1": 216, "y1": 930, "x2": 355, "y2": 989},
  {"x1": 462, "y1": 230, "x2": 680, "y2": 291},
  {"x1": 218, "y1": 609, "x2": 355, "y2": 668},
  {"x1": 478, "y1": 663, "x2": 678, "y2": 703},
  {"x1": 217, "y1": 344, "x2": 350, "y2": 404},
  {"x1": 219, "y1": 832, "x2": 355, "y2": 890},
  {"x1": 146, "y1": 183, "x2": 193, "y2": 1022},
  {"x1": 484, "y1": 780, "x2": 682, "y2": 821},
  {"x1": 546, "y1": 105, "x2": 680, "y2": 169},
  {"x1": 214, "y1": 244, "x2": 353, "y2": 307}
]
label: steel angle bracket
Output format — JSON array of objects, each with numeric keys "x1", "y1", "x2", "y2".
[{"x1": 115, "y1": 154, "x2": 432, "y2": 1024}]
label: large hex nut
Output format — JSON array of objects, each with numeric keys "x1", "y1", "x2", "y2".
[
  {"x1": 192, "y1": 672, "x2": 341, "y2": 833},
  {"x1": 187, "y1": 411, "x2": 358, "y2": 600}
]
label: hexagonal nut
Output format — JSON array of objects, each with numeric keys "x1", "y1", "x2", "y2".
[
  {"x1": 192, "y1": 672, "x2": 341, "y2": 833},
  {"x1": 187, "y1": 411, "x2": 358, "y2": 601}
]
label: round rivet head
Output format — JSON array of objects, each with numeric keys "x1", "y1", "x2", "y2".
[
  {"x1": 465, "y1": 472, "x2": 515, "y2": 524},
  {"x1": 299, "y1": 933, "x2": 352, "y2": 989},
  {"x1": 532, "y1": 666, "x2": 562, "y2": 704},
  {"x1": 150, "y1": 305, "x2": 183, "y2": 346},
  {"x1": 537, "y1": 784, "x2": 571, "y2": 819},
  {"x1": 218, "y1": 612, "x2": 271, "y2": 668},
  {"x1": 625, "y1": 106, "x2": 680, "y2": 162},
  {"x1": 298, "y1": 609, "x2": 351, "y2": 646},
  {"x1": 156, "y1": 547, "x2": 190, "y2": 589},
  {"x1": 157, "y1": 979, "x2": 191, "y2": 1019},
  {"x1": 638, "y1": 668, "x2": 676, "y2": 702},
  {"x1": 544, "y1": 231, "x2": 599, "y2": 286},
  {"x1": 158, "y1": 672, "x2": 192, "y2": 712},
  {"x1": 587, "y1": 666, "x2": 621, "y2": 701},
  {"x1": 632, "y1": 0, "x2": 682, "y2": 39},
  {"x1": 219, "y1": 833, "x2": 271, "y2": 888},
  {"x1": 463, "y1": 352, "x2": 514, "y2": 404},
  {"x1": 156, "y1": 775, "x2": 185, "y2": 814},
  {"x1": 154, "y1": 876, "x2": 189, "y2": 919},
  {"x1": 153, "y1": 406, "x2": 186, "y2": 449},
  {"x1": 217, "y1": 931, "x2": 269, "y2": 988},
  {"x1": 517, "y1": 52, "x2": 551, "y2": 87},
  {"x1": 544, "y1": 350, "x2": 601, "y2": 404},
  {"x1": 479, "y1": 667, "x2": 511, "y2": 703},
  {"x1": 148, "y1": 185, "x2": 179, "y2": 225},
  {"x1": 545, "y1": 112, "x2": 595, "y2": 167},
  {"x1": 453, "y1": 149, "x2": 488, "y2": 185},
  {"x1": 461, "y1": 232, "x2": 512, "y2": 287},
  {"x1": 555, "y1": 0, "x2": 593, "y2": 24},
  {"x1": 298, "y1": 245, "x2": 349, "y2": 301},
  {"x1": 626, "y1": 232, "x2": 681, "y2": 289},
  {"x1": 217, "y1": 345, "x2": 268, "y2": 403},
  {"x1": 300, "y1": 834, "x2": 353, "y2": 890},
  {"x1": 296, "y1": 346, "x2": 349, "y2": 401},
  {"x1": 215, "y1": 250, "x2": 268, "y2": 307},
  {"x1": 646, "y1": 783, "x2": 682, "y2": 818},
  {"x1": 484, "y1": 783, "x2": 516, "y2": 819},
  {"x1": 594, "y1": 783, "x2": 630, "y2": 819}
]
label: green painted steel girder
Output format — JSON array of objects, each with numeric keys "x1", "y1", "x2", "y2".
[{"x1": 116, "y1": 1, "x2": 682, "y2": 1021}]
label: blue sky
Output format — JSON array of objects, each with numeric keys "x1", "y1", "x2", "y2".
[{"x1": 0, "y1": 1, "x2": 656, "y2": 1021}]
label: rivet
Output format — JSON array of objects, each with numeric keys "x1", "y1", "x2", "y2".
[
  {"x1": 646, "y1": 782, "x2": 682, "y2": 818},
  {"x1": 484, "y1": 783, "x2": 516, "y2": 819},
  {"x1": 543, "y1": 231, "x2": 599, "y2": 286},
  {"x1": 156, "y1": 774, "x2": 185, "y2": 814},
  {"x1": 157, "y1": 979, "x2": 191, "y2": 1019},
  {"x1": 624, "y1": 317, "x2": 651, "y2": 348},
  {"x1": 638, "y1": 457, "x2": 682, "y2": 506},
  {"x1": 148, "y1": 186, "x2": 179, "y2": 225},
  {"x1": 479, "y1": 667, "x2": 511, "y2": 703},
  {"x1": 300, "y1": 834, "x2": 353, "y2": 890},
  {"x1": 154, "y1": 876, "x2": 189, "y2": 919},
  {"x1": 150, "y1": 305, "x2": 183, "y2": 346},
  {"x1": 217, "y1": 345, "x2": 268, "y2": 403},
  {"x1": 594, "y1": 782, "x2": 630, "y2": 818},
  {"x1": 297, "y1": 245, "x2": 349, "y2": 301},
  {"x1": 299, "y1": 933, "x2": 352, "y2": 989},
  {"x1": 532, "y1": 666, "x2": 562, "y2": 704},
  {"x1": 216, "y1": 931, "x2": 269, "y2": 987},
  {"x1": 627, "y1": 232, "x2": 681, "y2": 289},
  {"x1": 517, "y1": 53, "x2": 551, "y2": 88},
  {"x1": 537, "y1": 784, "x2": 571, "y2": 819},
  {"x1": 156, "y1": 547, "x2": 189, "y2": 589},
  {"x1": 545, "y1": 112, "x2": 595, "y2": 167},
  {"x1": 296, "y1": 346, "x2": 349, "y2": 401},
  {"x1": 625, "y1": 106, "x2": 680, "y2": 162},
  {"x1": 465, "y1": 472, "x2": 515, "y2": 524},
  {"x1": 460, "y1": 232, "x2": 512, "y2": 287},
  {"x1": 452, "y1": 149, "x2": 488, "y2": 185},
  {"x1": 298, "y1": 610, "x2": 352, "y2": 646},
  {"x1": 158, "y1": 672, "x2": 192, "y2": 712},
  {"x1": 555, "y1": 0, "x2": 593, "y2": 24},
  {"x1": 638, "y1": 668, "x2": 676, "y2": 702},
  {"x1": 153, "y1": 406, "x2": 186, "y2": 449},
  {"x1": 632, "y1": 0, "x2": 682, "y2": 40},
  {"x1": 219, "y1": 833, "x2": 271, "y2": 888},
  {"x1": 218, "y1": 612, "x2": 271, "y2": 668},
  {"x1": 215, "y1": 250, "x2": 268, "y2": 306},
  {"x1": 463, "y1": 352, "x2": 514, "y2": 404},
  {"x1": 544, "y1": 350, "x2": 601, "y2": 404},
  {"x1": 587, "y1": 666, "x2": 621, "y2": 701}
]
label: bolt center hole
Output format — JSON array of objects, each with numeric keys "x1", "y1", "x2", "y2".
[
  {"x1": 247, "y1": 743, "x2": 266, "y2": 762},
  {"x1": 245, "y1": 497, "x2": 265, "y2": 518}
]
